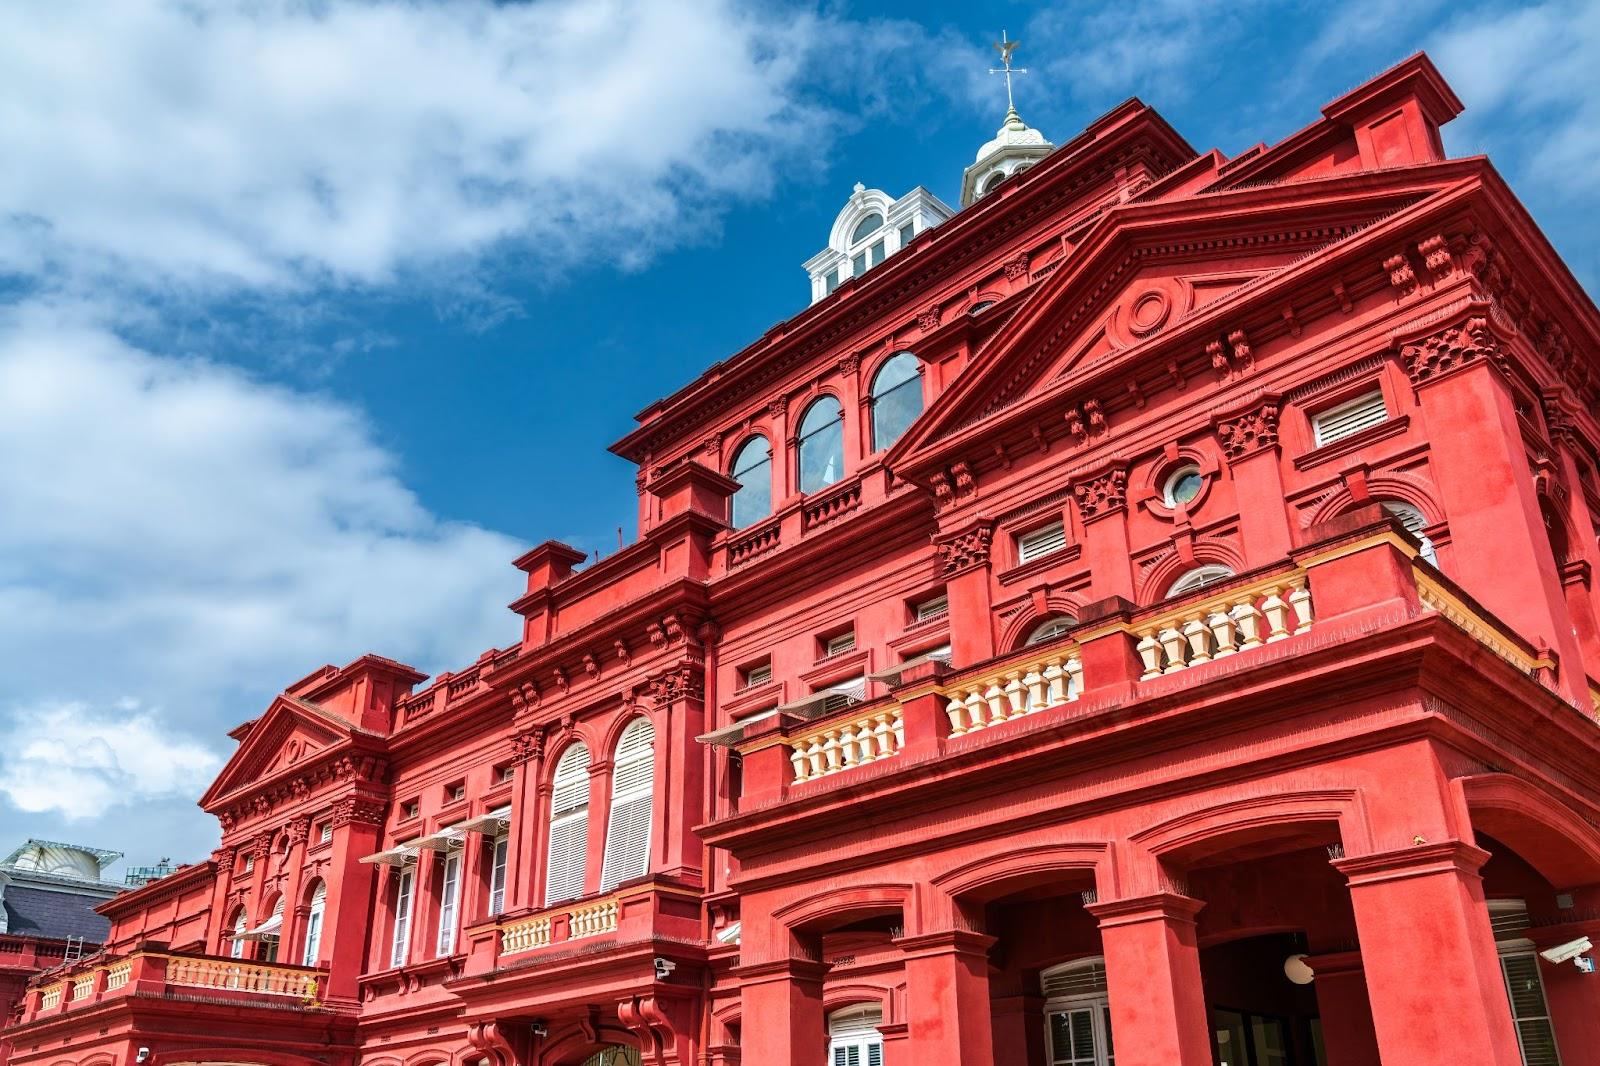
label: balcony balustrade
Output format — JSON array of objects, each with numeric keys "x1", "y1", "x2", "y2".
[
  {"x1": 941, "y1": 650, "x2": 1082, "y2": 738},
  {"x1": 1133, "y1": 573, "x2": 1312, "y2": 679},
  {"x1": 20, "y1": 952, "x2": 326, "y2": 1024},
  {"x1": 787, "y1": 706, "x2": 905, "y2": 783},
  {"x1": 478, "y1": 879, "x2": 704, "y2": 969}
]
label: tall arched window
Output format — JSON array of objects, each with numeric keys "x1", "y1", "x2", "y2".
[
  {"x1": 1042, "y1": 957, "x2": 1113, "y2": 1066},
  {"x1": 827, "y1": 1004, "x2": 884, "y2": 1066},
  {"x1": 1168, "y1": 564, "x2": 1235, "y2": 598},
  {"x1": 797, "y1": 397, "x2": 845, "y2": 494},
  {"x1": 1380, "y1": 500, "x2": 1437, "y2": 566},
  {"x1": 600, "y1": 718, "x2": 656, "y2": 891},
  {"x1": 545, "y1": 742, "x2": 592, "y2": 905},
  {"x1": 301, "y1": 881, "x2": 326, "y2": 967},
  {"x1": 229, "y1": 908, "x2": 248, "y2": 959},
  {"x1": 729, "y1": 437, "x2": 772, "y2": 529},
  {"x1": 869, "y1": 352, "x2": 922, "y2": 452}
]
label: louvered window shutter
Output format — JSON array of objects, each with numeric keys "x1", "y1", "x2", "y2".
[
  {"x1": 545, "y1": 742, "x2": 591, "y2": 905},
  {"x1": 1500, "y1": 952, "x2": 1560, "y2": 1066},
  {"x1": 1312, "y1": 389, "x2": 1388, "y2": 446},
  {"x1": 601, "y1": 719, "x2": 656, "y2": 891},
  {"x1": 488, "y1": 834, "x2": 509, "y2": 915},
  {"x1": 390, "y1": 869, "x2": 414, "y2": 968},
  {"x1": 1018, "y1": 520, "x2": 1068, "y2": 563}
]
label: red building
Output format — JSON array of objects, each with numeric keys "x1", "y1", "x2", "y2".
[{"x1": 7, "y1": 52, "x2": 1600, "y2": 1066}]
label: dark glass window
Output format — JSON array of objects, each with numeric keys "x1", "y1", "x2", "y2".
[
  {"x1": 798, "y1": 397, "x2": 845, "y2": 494},
  {"x1": 869, "y1": 352, "x2": 922, "y2": 452},
  {"x1": 729, "y1": 437, "x2": 772, "y2": 529}
]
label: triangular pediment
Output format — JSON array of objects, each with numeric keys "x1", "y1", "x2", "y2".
[
  {"x1": 199, "y1": 695, "x2": 360, "y2": 808},
  {"x1": 886, "y1": 167, "x2": 1458, "y2": 476}
]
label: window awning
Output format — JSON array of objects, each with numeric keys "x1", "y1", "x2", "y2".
[
  {"x1": 359, "y1": 844, "x2": 419, "y2": 867},
  {"x1": 412, "y1": 826, "x2": 466, "y2": 852},
  {"x1": 234, "y1": 911, "x2": 283, "y2": 941},
  {"x1": 455, "y1": 806, "x2": 511, "y2": 836},
  {"x1": 698, "y1": 681, "x2": 867, "y2": 749},
  {"x1": 867, "y1": 646, "x2": 952, "y2": 685}
]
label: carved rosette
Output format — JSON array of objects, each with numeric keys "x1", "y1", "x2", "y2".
[
  {"x1": 1072, "y1": 468, "x2": 1129, "y2": 521},
  {"x1": 1401, "y1": 316, "x2": 1502, "y2": 386},
  {"x1": 933, "y1": 521, "x2": 994, "y2": 577},
  {"x1": 1216, "y1": 402, "x2": 1281, "y2": 460}
]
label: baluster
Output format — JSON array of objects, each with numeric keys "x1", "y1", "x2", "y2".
[
  {"x1": 836, "y1": 724, "x2": 858, "y2": 770},
  {"x1": 1287, "y1": 578, "x2": 1313, "y2": 633},
  {"x1": 1206, "y1": 610, "x2": 1236, "y2": 656},
  {"x1": 1182, "y1": 616, "x2": 1212, "y2": 664},
  {"x1": 820, "y1": 730, "x2": 841, "y2": 773},
  {"x1": 1261, "y1": 585, "x2": 1290, "y2": 641},
  {"x1": 1023, "y1": 667, "x2": 1046, "y2": 710},
  {"x1": 891, "y1": 708, "x2": 905, "y2": 751},
  {"x1": 984, "y1": 683, "x2": 1006, "y2": 725},
  {"x1": 1064, "y1": 658, "x2": 1083, "y2": 700},
  {"x1": 1159, "y1": 627, "x2": 1186, "y2": 673},
  {"x1": 806, "y1": 738, "x2": 825, "y2": 779},
  {"x1": 1136, "y1": 633, "x2": 1163, "y2": 679},
  {"x1": 1040, "y1": 661, "x2": 1063, "y2": 706},
  {"x1": 1003, "y1": 672, "x2": 1026, "y2": 717},
  {"x1": 1232, "y1": 599, "x2": 1263, "y2": 650},
  {"x1": 871, "y1": 713, "x2": 892, "y2": 757},
  {"x1": 964, "y1": 691, "x2": 986, "y2": 732},
  {"x1": 945, "y1": 695, "x2": 967, "y2": 737},
  {"x1": 789, "y1": 744, "x2": 808, "y2": 783}
]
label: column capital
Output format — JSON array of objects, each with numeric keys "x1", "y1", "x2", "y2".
[
  {"x1": 729, "y1": 957, "x2": 831, "y2": 984},
  {"x1": 1300, "y1": 949, "x2": 1364, "y2": 978},
  {"x1": 892, "y1": 928, "x2": 997, "y2": 958},
  {"x1": 1086, "y1": 891, "x2": 1205, "y2": 928},
  {"x1": 1333, "y1": 840, "x2": 1490, "y2": 886}
]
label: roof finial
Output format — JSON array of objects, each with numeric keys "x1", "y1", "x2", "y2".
[{"x1": 989, "y1": 30, "x2": 1028, "y2": 121}]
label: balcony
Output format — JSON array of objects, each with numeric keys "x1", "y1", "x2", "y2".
[
  {"x1": 463, "y1": 878, "x2": 702, "y2": 974},
  {"x1": 714, "y1": 507, "x2": 1584, "y2": 814},
  {"x1": 18, "y1": 951, "x2": 329, "y2": 1025}
]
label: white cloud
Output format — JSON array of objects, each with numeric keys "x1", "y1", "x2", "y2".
[
  {"x1": 0, "y1": 301, "x2": 525, "y2": 828},
  {"x1": 0, "y1": 0, "x2": 828, "y2": 291},
  {"x1": 0, "y1": 702, "x2": 220, "y2": 821}
]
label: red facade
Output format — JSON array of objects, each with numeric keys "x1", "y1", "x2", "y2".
[{"x1": 8, "y1": 53, "x2": 1600, "y2": 1066}]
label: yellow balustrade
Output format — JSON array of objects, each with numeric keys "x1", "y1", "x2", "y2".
[
  {"x1": 786, "y1": 706, "x2": 906, "y2": 784},
  {"x1": 1414, "y1": 572, "x2": 1547, "y2": 677},
  {"x1": 39, "y1": 984, "x2": 63, "y2": 1009},
  {"x1": 500, "y1": 915, "x2": 552, "y2": 955},
  {"x1": 569, "y1": 897, "x2": 620, "y2": 939},
  {"x1": 104, "y1": 961, "x2": 131, "y2": 991},
  {"x1": 1134, "y1": 574, "x2": 1312, "y2": 680},
  {"x1": 942, "y1": 650, "x2": 1082, "y2": 738},
  {"x1": 163, "y1": 955, "x2": 319, "y2": 999},
  {"x1": 69, "y1": 975, "x2": 94, "y2": 1001}
]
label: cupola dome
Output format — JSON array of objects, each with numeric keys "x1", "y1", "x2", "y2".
[{"x1": 961, "y1": 106, "x2": 1054, "y2": 207}]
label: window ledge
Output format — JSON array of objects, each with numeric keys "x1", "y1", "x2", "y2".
[
  {"x1": 996, "y1": 542, "x2": 1083, "y2": 585},
  {"x1": 1294, "y1": 415, "x2": 1410, "y2": 471},
  {"x1": 801, "y1": 648, "x2": 871, "y2": 690}
]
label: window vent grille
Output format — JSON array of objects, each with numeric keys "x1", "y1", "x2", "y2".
[
  {"x1": 1312, "y1": 389, "x2": 1388, "y2": 446},
  {"x1": 1017, "y1": 521, "x2": 1067, "y2": 563}
]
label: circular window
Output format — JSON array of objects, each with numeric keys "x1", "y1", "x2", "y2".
[{"x1": 1163, "y1": 464, "x2": 1204, "y2": 507}]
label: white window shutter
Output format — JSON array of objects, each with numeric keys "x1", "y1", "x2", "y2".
[
  {"x1": 1312, "y1": 389, "x2": 1388, "y2": 446},
  {"x1": 600, "y1": 719, "x2": 655, "y2": 891},
  {"x1": 1017, "y1": 520, "x2": 1067, "y2": 563},
  {"x1": 545, "y1": 743, "x2": 591, "y2": 905}
]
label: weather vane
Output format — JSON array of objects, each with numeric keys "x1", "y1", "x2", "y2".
[{"x1": 989, "y1": 30, "x2": 1027, "y2": 113}]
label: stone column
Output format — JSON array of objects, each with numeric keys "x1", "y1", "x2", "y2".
[
  {"x1": 321, "y1": 797, "x2": 383, "y2": 1003},
  {"x1": 1334, "y1": 842, "x2": 1522, "y2": 1064},
  {"x1": 1073, "y1": 467, "x2": 1135, "y2": 602},
  {"x1": 933, "y1": 519, "x2": 995, "y2": 665},
  {"x1": 1214, "y1": 398, "x2": 1293, "y2": 566},
  {"x1": 734, "y1": 958, "x2": 828, "y2": 1066},
  {"x1": 504, "y1": 716, "x2": 545, "y2": 914},
  {"x1": 1086, "y1": 893, "x2": 1212, "y2": 1066},
  {"x1": 895, "y1": 930, "x2": 997, "y2": 1066},
  {"x1": 1301, "y1": 951, "x2": 1380, "y2": 1066},
  {"x1": 278, "y1": 817, "x2": 311, "y2": 964}
]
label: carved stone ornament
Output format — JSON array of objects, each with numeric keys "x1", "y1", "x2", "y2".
[
  {"x1": 918, "y1": 305, "x2": 941, "y2": 333},
  {"x1": 330, "y1": 797, "x2": 386, "y2": 827},
  {"x1": 1216, "y1": 402, "x2": 1281, "y2": 460},
  {"x1": 1384, "y1": 252, "x2": 1417, "y2": 296},
  {"x1": 649, "y1": 662, "x2": 706, "y2": 706},
  {"x1": 1003, "y1": 253, "x2": 1030, "y2": 281},
  {"x1": 1072, "y1": 468, "x2": 1129, "y2": 521},
  {"x1": 1401, "y1": 315, "x2": 1502, "y2": 386},
  {"x1": 510, "y1": 728, "x2": 545, "y2": 765},
  {"x1": 287, "y1": 816, "x2": 312, "y2": 845},
  {"x1": 933, "y1": 521, "x2": 994, "y2": 576}
]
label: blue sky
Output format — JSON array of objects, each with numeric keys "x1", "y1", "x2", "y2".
[{"x1": 2, "y1": 0, "x2": 1596, "y2": 868}]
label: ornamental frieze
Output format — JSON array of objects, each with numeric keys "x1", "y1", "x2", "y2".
[
  {"x1": 1400, "y1": 315, "x2": 1502, "y2": 386},
  {"x1": 1072, "y1": 468, "x2": 1128, "y2": 521},
  {"x1": 648, "y1": 662, "x2": 706, "y2": 706},
  {"x1": 1216, "y1": 402, "x2": 1281, "y2": 460},
  {"x1": 330, "y1": 796, "x2": 386, "y2": 827},
  {"x1": 510, "y1": 728, "x2": 546, "y2": 765}
]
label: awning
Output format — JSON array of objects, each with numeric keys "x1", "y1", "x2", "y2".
[
  {"x1": 698, "y1": 680, "x2": 868, "y2": 749},
  {"x1": 867, "y1": 646, "x2": 952, "y2": 685},
  {"x1": 455, "y1": 806, "x2": 511, "y2": 836},
  {"x1": 697, "y1": 708, "x2": 777, "y2": 748},
  {"x1": 359, "y1": 844, "x2": 419, "y2": 867},
  {"x1": 413, "y1": 826, "x2": 466, "y2": 852},
  {"x1": 235, "y1": 912, "x2": 283, "y2": 941}
]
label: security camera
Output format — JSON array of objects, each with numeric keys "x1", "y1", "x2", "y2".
[
  {"x1": 530, "y1": 1022, "x2": 548, "y2": 1038},
  {"x1": 136, "y1": 1050, "x2": 151, "y2": 1064},
  {"x1": 653, "y1": 956, "x2": 676, "y2": 980},
  {"x1": 1540, "y1": 936, "x2": 1594, "y2": 967}
]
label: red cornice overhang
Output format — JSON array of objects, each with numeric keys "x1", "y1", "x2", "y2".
[
  {"x1": 96, "y1": 861, "x2": 216, "y2": 917},
  {"x1": 608, "y1": 102, "x2": 1197, "y2": 464}
]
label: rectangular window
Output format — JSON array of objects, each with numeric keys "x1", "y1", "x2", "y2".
[
  {"x1": 446, "y1": 782, "x2": 466, "y2": 803},
  {"x1": 898, "y1": 222, "x2": 915, "y2": 247},
  {"x1": 243, "y1": 855, "x2": 254, "y2": 873},
  {"x1": 435, "y1": 852, "x2": 461, "y2": 957},
  {"x1": 852, "y1": 251, "x2": 867, "y2": 276},
  {"x1": 1017, "y1": 520, "x2": 1068, "y2": 563},
  {"x1": 742, "y1": 661, "x2": 773, "y2": 688},
  {"x1": 1500, "y1": 952, "x2": 1560, "y2": 1065},
  {"x1": 820, "y1": 676, "x2": 866, "y2": 713},
  {"x1": 318, "y1": 822, "x2": 332, "y2": 844},
  {"x1": 401, "y1": 800, "x2": 420, "y2": 820},
  {"x1": 389, "y1": 869, "x2": 414, "y2": 968},
  {"x1": 825, "y1": 268, "x2": 840, "y2": 294},
  {"x1": 497, "y1": 764, "x2": 515, "y2": 783},
  {"x1": 869, "y1": 240, "x2": 886, "y2": 267},
  {"x1": 913, "y1": 593, "x2": 949, "y2": 622},
  {"x1": 822, "y1": 631, "x2": 856, "y2": 658},
  {"x1": 1312, "y1": 389, "x2": 1388, "y2": 446},
  {"x1": 488, "y1": 833, "x2": 509, "y2": 915}
]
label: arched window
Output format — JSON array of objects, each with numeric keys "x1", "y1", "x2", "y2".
[
  {"x1": 1041, "y1": 957, "x2": 1112, "y2": 1066},
  {"x1": 797, "y1": 397, "x2": 845, "y2": 494},
  {"x1": 1381, "y1": 500, "x2": 1437, "y2": 566},
  {"x1": 828, "y1": 1004, "x2": 883, "y2": 1066},
  {"x1": 850, "y1": 213, "x2": 884, "y2": 243},
  {"x1": 1025, "y1": 617, "x2": 1077, "y2": 647},
  {"x1": 600, "y1": 718, "x2": 656, "y2": 891},
  {"x1": 301, "y1": 881, "x2": 326, "y2": 967},
  {"x1": 729, "y1": 437, "x2": 772, "y2": 529},
  {"x1": 1168, "y1": 564, "x2": 1235, "y2": 598},
  {"x1": 982, "y1": 171, "x2": 1006, "y2": 196},
  {"x1": 580, "y1": 1049, "x2": 642, "y2": 1066},
  {"x1": 229, "y1": 908, "x2": 248, "y2": 959},
  {"x1": 869, "y1": 352, "x2": 922, "y2": 452},
  {"x1": 545, "y1": 742, "x2": 592, "y2": 905}
]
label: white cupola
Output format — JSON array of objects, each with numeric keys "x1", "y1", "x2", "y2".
[
  {"x1": 960, "y1": 105, "x2": 1054, "y2": 207},
  {"x1": 803, "y1": 182, "x2": 955, "y2": 304}
]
